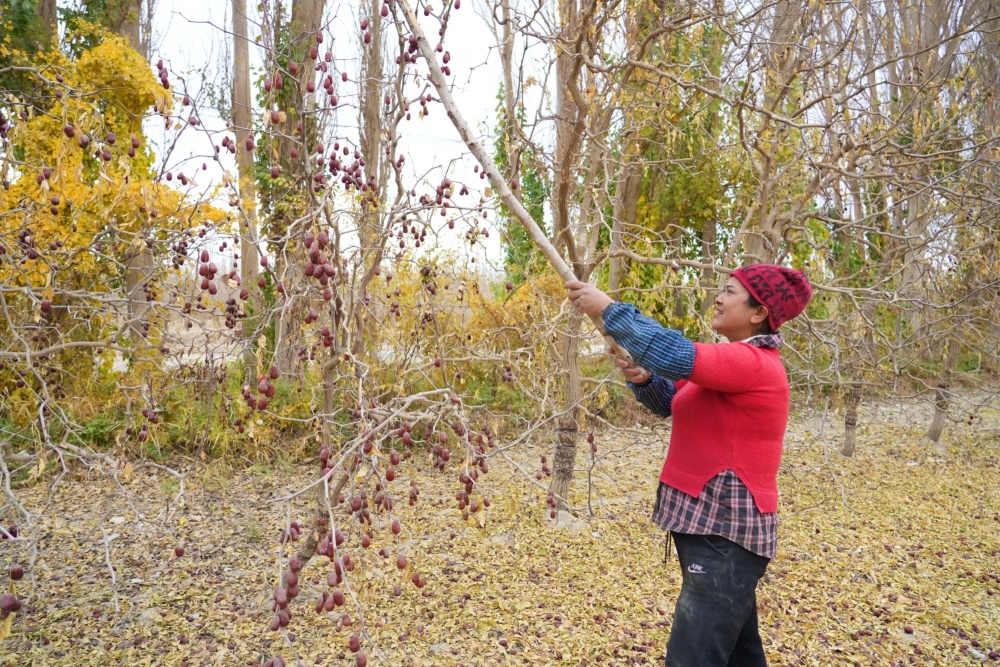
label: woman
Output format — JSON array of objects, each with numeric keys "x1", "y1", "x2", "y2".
[{"x1": 565, "y1": 264, "x2": 812, "y2": 667}]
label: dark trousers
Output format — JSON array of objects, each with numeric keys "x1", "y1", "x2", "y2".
[{"x1": 665, "y1": 532, "x2": 771, "y2": 667}]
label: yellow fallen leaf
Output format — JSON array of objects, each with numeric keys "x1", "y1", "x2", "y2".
[{"x1": 0, "y1": 610, "x2": 12, "y2": 642}]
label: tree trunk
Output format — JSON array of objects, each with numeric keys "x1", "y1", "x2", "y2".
[
  {"x1": 288, "y1": 469, "x2": 350, "y2": 578},
  {"x1": 271, "y1": 0, "x2": 326, "y2": 376},
  {"x1": 118, "y1": 0, "x2": 151, "y2": 346},
  {"x1": 840, "y1": 378, "x2": 862, "y2": 457},
  {"x1": 497, "y1": 0, "x2": 525, "y2": 208},
  {"x1": 550, "y1": 0, "x2": 582, "y2": 267},
  {"x1": 841, "y1": 304, "x2": 877, "y2": 456},
  {"x1": 280, "y1": 0, "x2": 326, "y2": 170},
  {"x1": 118, "y1": 0, "x2": 143, "y2": 54},
  {"x1": 700, "y1": 218, "x2": 718, "y2": 341},
  {"x1": 300, "y1": 0, "x2": 387, "y2": 549},
  {"x1": 609, "y1": 160, "x2": 640, "y2": 293},
  {"x1": 124, "y1": 244, "x2": 154, "y2": 344},
  {"x1": 549, "y1": 311, "x2": 583, "y2": 510},
  {"x1": 321, "y1": 362, "x2": 337, "y2": 448},
  {"x1": 358, "y1": 0, "x2": 384, "y2": 192},
  {"x1": 232, "y1": 0, "x2": 260, "y2": 379},
  {"x1": 927, "y1": 341, "x2": 960, "y2": 446},
  {"x1": 36, "y1": 0, "x2": 57, "y2": 45},
  {"x1": 544, "y1": 0, "x2": 584, "y2": 514},
  {"x1": 898, "y1": 195, "x2": 931, "y2": 361},
  {"x1": 274, "y1": 281, "x2": 307, "y2": 374},
  {"x1": 346, "y1": 0, "x2": 389, "y2": 370}
]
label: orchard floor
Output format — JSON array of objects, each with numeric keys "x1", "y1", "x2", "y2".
[{"x1": 2, "y1": 397, "x2": 999, "y2": 666}]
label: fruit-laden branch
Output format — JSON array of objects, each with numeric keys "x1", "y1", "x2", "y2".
[
  {"x1": 396, "y1": 0, "x2": 630, "y2": 360},
  {"x1": 0, "y1": 340, "x2": 136, "y2": 360},
  {"x1": 289, "y1": 470, "x2": 351, "y2": 573}
]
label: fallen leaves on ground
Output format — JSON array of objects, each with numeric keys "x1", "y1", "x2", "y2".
[{"x1": 1, "y1": 398, "x2": 998, "y2": 666}]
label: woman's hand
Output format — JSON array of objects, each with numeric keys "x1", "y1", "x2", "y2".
[
  {"x1": 614, "y1": 357, "x2": 652, "y2": 384},
  {"x1": 564, "y1": 280, "x2": 614, "y2": 318}
]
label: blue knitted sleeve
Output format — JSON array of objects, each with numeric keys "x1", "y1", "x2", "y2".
[
  {"x1": 602, "y1": 302, "x2": 696, "y2": 381},
  {"x1": 628, "y1": 375, "x2": 677, "y2": 418}
]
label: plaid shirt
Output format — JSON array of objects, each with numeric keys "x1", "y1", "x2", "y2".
[
  {"x1": 652, "y1": 473, "x2": 778, "y2": 558},
  {"x1": 601, "y1": 302, "x2": 783, "y2": 560}
]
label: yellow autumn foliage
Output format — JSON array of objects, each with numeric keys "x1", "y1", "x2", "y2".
[
  {"x1": 0, "y1": 29, "x2": 224, "y2": 290},
  {"x1": 466, "y1": 270, "x2": 566, "y2": 360},
  {"x1": 0, "y1": 34, "x2": 185, "y2": 288},
  {"x1": 0, "y1": 27, "x2": 225, "y2": 425}
]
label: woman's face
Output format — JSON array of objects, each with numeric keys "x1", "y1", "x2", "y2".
[{"x1": 712, "y1": 277, "x2": 767, "y2": 341}]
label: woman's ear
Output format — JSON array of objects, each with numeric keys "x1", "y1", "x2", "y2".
[{"x1": 750, "y1": 305, "x2": 769, "y2": 326}]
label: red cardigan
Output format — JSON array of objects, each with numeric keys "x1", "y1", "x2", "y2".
[{"x1": 661, "y1": 342, "x2": 789, "y2": 513}]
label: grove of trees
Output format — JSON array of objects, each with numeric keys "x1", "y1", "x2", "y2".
[{"x1": 2, "y1": 0, "x2": 998, "y2": 660}]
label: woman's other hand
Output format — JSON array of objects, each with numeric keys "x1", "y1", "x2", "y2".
[
  {"x1": 564, "y1": 280, "x2": 614, "y2": 318},
  {"x1": 614, "y1": 357, "x2": 652, "y2": 384}
]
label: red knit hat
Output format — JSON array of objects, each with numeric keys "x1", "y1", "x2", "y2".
[{"x1": 731, "y1": 264, "x2": 812, "y2": 331}]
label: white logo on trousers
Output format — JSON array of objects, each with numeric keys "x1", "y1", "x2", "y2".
[{"x1": 687, "y1": 563, "x2": 707, "y2": 574}]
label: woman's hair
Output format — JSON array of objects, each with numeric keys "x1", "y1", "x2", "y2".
[{"x1": 746, "y1": 294, "x2": 776, "y2": 336}]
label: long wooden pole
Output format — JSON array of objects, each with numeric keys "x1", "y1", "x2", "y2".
[
  {"x1": 398, "y1": 0, "x2": 571, "y2": 277},
  {"x1": 396, "y1": 0, "x2": 631, "y2": 359}
]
